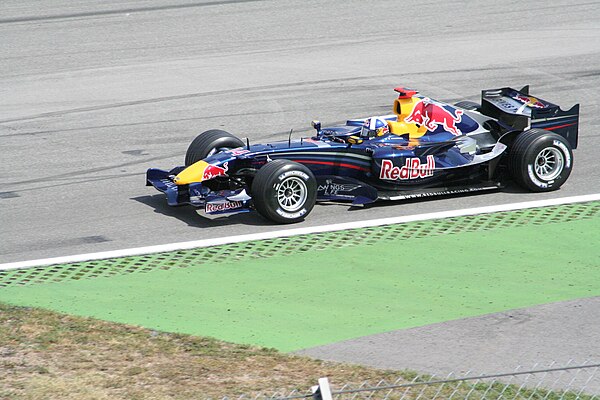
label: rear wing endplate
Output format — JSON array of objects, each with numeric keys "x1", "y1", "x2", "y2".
[{"x1": 481, "y1": 86, "x2": 579, "y2": 149}]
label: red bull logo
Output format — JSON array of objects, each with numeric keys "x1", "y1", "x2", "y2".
[
  {"x1": 379, "y1": 156, "x2": 435, "y2": 181},
  {"x1": 205, "y1": 200, "x2": 242, "y2": 213},
  {"x1": 404, "y1": 98, "x2": 464, "y2": 136},
  {"x1": 202, "y1": 162, "x2": 228, "y2": 181},
  {"x1": 512, "y1": 94, "x2": 545, "y2": 109}
]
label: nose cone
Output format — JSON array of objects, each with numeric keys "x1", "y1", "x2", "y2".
[{"x1": 174, "y1": 160, "x2": 209, "y2": 185}]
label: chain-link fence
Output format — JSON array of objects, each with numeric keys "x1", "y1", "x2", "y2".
[{"x1": 222, "y1": 361, "x2": 599, "y2": 400}]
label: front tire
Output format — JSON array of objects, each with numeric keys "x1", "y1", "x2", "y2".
[
  {"x1": 185, "y1": 129, "x2": 245, "y2": 166},
  {"x1": 508, "y1": 128, "x2": 573, "y2": 192},
  {"x1": 251, "y1": 160, "x2": 317, "y2": 224}
]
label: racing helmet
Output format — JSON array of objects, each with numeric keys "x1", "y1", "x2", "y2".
[{"x1": 361, "y1": 117, "x2": 389, "y2": 138}]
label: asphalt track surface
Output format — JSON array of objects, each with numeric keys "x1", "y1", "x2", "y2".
[{"x1": 1, "y1": 0, "x2": 599, "y2": 385}]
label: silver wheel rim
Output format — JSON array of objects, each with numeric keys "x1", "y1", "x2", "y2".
[
  {"x1": 534, "y1": 147, "x2": 564, "y2": 180},
  {"x1": 277, "y1": 177, "x2": 307, "y2": 212}
]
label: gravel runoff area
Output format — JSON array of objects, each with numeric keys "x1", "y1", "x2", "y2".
[{"x1": 296, "y1": 297, "x2": 600, "y2": 394}]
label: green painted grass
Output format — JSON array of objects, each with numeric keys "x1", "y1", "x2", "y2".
[{"x1": 1, "y1": 217, "x2": 599, "y2": 352}]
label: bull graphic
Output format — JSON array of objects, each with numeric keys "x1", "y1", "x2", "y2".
[
  {"x1": 404, "y1": 98, "x2": 464, "y2": 136},
  {"x1": 202, "y1": 162, "x2": 228, "y2": 181},
  {"x1": 513, "y1": 94, "x2": 545, "y2": 109}
]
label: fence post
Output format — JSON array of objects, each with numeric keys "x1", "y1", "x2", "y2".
[{"x1": 311, "y1": 377, "x2": 333, "y2": 400}]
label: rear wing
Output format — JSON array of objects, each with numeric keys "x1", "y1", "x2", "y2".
[{"x1": 481, "y1": 86, "x2": 579, "y2": 149}]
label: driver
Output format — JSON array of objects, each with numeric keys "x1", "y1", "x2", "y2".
[{"x1": 360, "y1": 117, "x2": 390, "y2": 138}]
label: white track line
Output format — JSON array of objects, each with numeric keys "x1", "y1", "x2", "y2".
[{"x1": 2, "y1": 193, "x2": 599, "y2": 272}]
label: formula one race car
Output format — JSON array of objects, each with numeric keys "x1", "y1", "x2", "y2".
[{"x1": 146, "y1": 85, "x2": 579, "y2": 223}]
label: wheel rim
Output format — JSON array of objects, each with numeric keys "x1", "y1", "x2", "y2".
[
  {"x1": 277, "y1": 177, "x2": 307, "y2": 212},
  {"x1": 534, "y1": 147, "x2": 564, "y2": 181}
]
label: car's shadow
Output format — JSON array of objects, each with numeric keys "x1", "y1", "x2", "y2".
[
  {"x1": 131, "y1": 195, "x2": 274, "y2": 228},
  {"x1": 133, "y1": 181, "x2": 535, "y2": 227},
  {"x1": 350, "y1": 180, "x2": 533, "y2": 211},
  {"x1": 499, "y1": 181, "x2": 536, "y2": 194}
]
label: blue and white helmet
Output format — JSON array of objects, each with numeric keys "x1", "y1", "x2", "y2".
[{"x1": 361, "y1": 117, "x2": 389, "y2": 138}]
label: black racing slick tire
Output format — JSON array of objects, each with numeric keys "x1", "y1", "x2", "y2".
[
  {"x1": 454, "y1": 101, "x2": 481, "y2": 112},
  {"x1": 251, "y1": 160, "x2": 317, "y2": 224},
  {"x1": 185, "y1": 129, "x2": 245, "y2": 166},
  {"x1": 508, "y1": 128, "x2": 573, "y2": 192}
]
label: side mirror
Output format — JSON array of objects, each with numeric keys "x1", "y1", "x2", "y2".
[
  {"x1": 311, "y1": 120, "x2": 321, "y2": 131},
  {"x1": 347, "y1": 136, "x2": 363, "y2": 145}
]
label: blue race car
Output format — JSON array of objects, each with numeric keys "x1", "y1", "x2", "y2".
[{"x1": 146, "y1": 86, "x2": 579, "y2": 223}]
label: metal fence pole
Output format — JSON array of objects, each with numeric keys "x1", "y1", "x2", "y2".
[{"x1": 312, "y1": 377, "x2": 333, "y2": 400}]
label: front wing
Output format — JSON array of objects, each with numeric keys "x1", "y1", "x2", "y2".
[{"x1": 146, "y1": 168, "x2": 252, "y2": 215}]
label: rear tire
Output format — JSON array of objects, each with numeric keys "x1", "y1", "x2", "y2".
[
  {"x1": 454, "y1": 101, "x2": 481, "y2": 112},
  {"x1": 508, "y1": 128, "x2": 573, "y2": 192},
  {"x1": 251, "y1": 160, "x2": 317, "y2": 224},
  {"x1": 185, "y1": 129, "x2": 245, "y2": 166}
]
